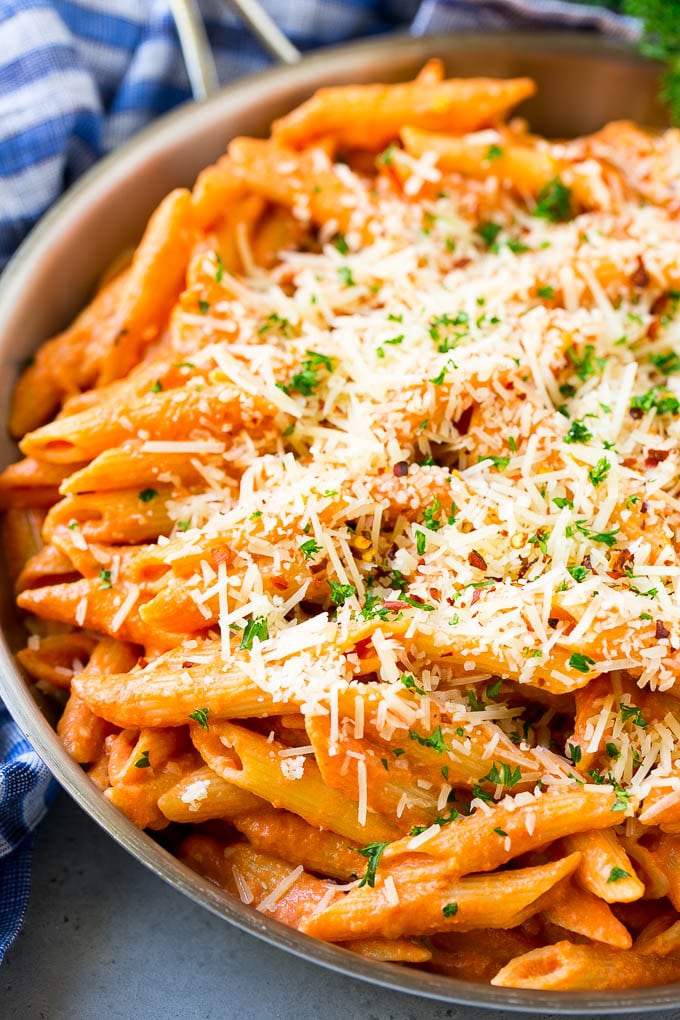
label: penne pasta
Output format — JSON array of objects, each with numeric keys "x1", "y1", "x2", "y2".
[{"x1": 8, "y1": 65, "x2": 680, "y2": 991}]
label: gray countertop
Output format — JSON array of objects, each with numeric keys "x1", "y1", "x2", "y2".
[{"x1": 3, "y1": 789, "x2": 680, "y2": 1020}]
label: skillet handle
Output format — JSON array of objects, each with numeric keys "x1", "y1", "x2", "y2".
[{"x1": 170, "y1": 0, "x2": 301, "y2": 102}]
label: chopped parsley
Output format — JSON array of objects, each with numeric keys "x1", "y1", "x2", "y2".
[
  {"x1": 134, "y1": 750, "x2": 151, "y2": 769},
  {"x1": 537, "y1": 285, "x2": 555, "y2": 299},
  {"x1": 98, "y1": 569, "x2": 112, "y2": 589},
  {"x1": 607, "y1": 866, "x2": 631, "y2": 883},
  {"x1": 138, "y1": 488, "x2": 158, "y2": 502},
  {"x1": 408, "y1": 725, "x2": 447, "y2": 754},
  {"x1": 258, "y1": 312, "x2": 292, "y2": 337},
  {"x1": 575, "y1": 521, "x2": 619, "y2": 547},
  {"x1": 400, "y1": 672, "x2": 426, "y2": 695},
  {"x1": 150, "y1": 379, "x2": 163, "y2": 393},
  {"x1": 568, "y1": 565, "x2": 590, "y2": 583},
  {"x1": 612, "y1": 790, "x2": 631, "y2": 812},
  {"x1": 328, "y1": 580, "x2": 356, "y2": 606},
  {"x1": 486, "y1": 144, "x2": 504, "y2": 161},
  {"x1": 239, "y1": 615, "x2": 269, "y2": 650},
  {"x1": 299, "y1": 538, "x2": 321, "y2": 560},
  {"x1": 360, "y1": 591, "x2": 389, "y2": 622},
  {"x1": 620, "y1": 702, "x2": 648, "y2": 729},
  {"x1": 486, "y1": 679, "x2": 502, "y2": 700},
  {"x1": 567, "y1": 743, "x2": 582, "y2": 765},
  {"x1": 481, "y1": 762, "x2": 522, "y2": 789},
  {"x1": 506, "y1": 238, "x2": 530, "y2": 254},
  {"x1": 568, "y1": 653, "x2": 596, "y2": 673},
  {"x1": 630, "y1": 386, "x2": 680, "y2": 417},
  {"x1": 356, "y1": 841, "x2": 389, "y2": 888},
  {"x1": 430, "y1": 359, "x2": 457, "y2": 386},
  {"x1": 533, "y1": 177, "x2": 573, "y2": 222},
  {"x1": 337, "y1": 266, "x2": 355, "y2": 287},
  {"x1": 285, "y1": 350, "x2": 334, "y2": 396},
  {"x1": 475, "y1": 221, "x2": 502, "y2": 249},
  {"x1": 566, "y1": 344, "x2": 605, "y2": 383},
  {"x1": 333, "y1": 233, "x2": 349, "y2": 255},
  {"x1": 429, "y1": 312, "x2": 469, "y2": 353},
  {"x1": 377, "y1": 143, "x2": 398, "y2": 167},
  {"x1": 588, "y1": 457, "x2": 610, "y2": 487},
  {"x1": 189, "y1": 707, "x2": 210, "y2": 731},
  {"x1": 423, "y1": 497, "x2": 442, "y2": 531},
  {"x1": 442, "y1": 902, "x2": 458, "y2": 917},
  {"x1": 564, "y1": 419, "x2": 593, "y2": 445},
  {"x1": 650, "y1": 350, "x2": 680, "y2": 375}
]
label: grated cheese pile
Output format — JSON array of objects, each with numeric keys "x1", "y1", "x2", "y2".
[
  {"x1": 156, "y1": 124, "x2": 680, "y2": 818},
  {"x1": 12, "y1": 94, "x2": 680, "y2": 978}
]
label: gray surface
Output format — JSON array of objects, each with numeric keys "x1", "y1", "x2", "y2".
[{"x1": 2, "y1": 793, "x2": 680, "y2": 1020}]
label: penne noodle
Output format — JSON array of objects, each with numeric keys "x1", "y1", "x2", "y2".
[
  {"x1": 272, "y1": 77, "x2": 536, "y2": 150},
  {"x1": 191, "y1": 720, "x2": 400, "y2": 844},
  {"x1": 492, "y1": 940, "x2": 680, "y2": 990},
  {"x1": 299, "y1": 853, "x2": 581, "y2": 942}
]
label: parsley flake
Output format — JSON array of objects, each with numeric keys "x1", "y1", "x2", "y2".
[
  {"x1": 189, "y1": 707, "x2": 210, "y2": 731},
  {"x1": 408, "y1": 725, "x2": 447, "y2": 754},
  {"x1": 533, "y1": 177, "x2": 573, "y2": 222},
  {"x1": 568, "y1": 653, "x2": 596, "y2": 673},
  {"x1": 588, "y1": 457, "x2": 610, "y2": 487},
  {"x1": 299, "y1": 538, "x2": 321, "y2": 560},
  {"x1": 607, "y1": 866, "x2": 631, "y2": 883},
  {"x1": 239, "y1": 616, "x2": 269, "y2": 650},
  {"x1": 357, "y1": 841, "x2": 389, "y2": 888},
  {"x1": 400, "y1": 673, "x2": 426, "y2": 696},
  {"x1": 328, "y1": 580, "x2": 356, "y2": 606}
]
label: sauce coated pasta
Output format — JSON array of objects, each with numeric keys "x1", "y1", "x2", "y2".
[{"x1": 7, "y1": 61, "x2": 680, "y2": 990}]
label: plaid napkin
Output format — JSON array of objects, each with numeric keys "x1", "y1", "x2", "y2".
[{"x1": 0, "y1": 0, "x2": 639, "y2": 964}]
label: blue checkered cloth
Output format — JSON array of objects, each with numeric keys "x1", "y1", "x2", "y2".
[{"x1": 0, "y1": 0, "x2": 640, "y2": 965}]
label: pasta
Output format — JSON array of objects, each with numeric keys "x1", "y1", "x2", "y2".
[{"x1": 8, "y1": 62, "x2": 680, "y2": 990}]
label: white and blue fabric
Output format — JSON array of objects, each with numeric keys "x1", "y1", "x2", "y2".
[
  {"x1": 1, "y1": 705, "x2": 55, "y2": 961},
  {"x1": 0, "y1": 0, "x2": 640, "y2": 963}
]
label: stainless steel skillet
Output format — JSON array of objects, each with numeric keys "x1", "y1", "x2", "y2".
[{"x1": 0, "y1": 28, "x2": 675, "y2": 1013}]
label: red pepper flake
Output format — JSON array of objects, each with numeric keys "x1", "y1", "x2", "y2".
[
  {"x1": 471, "y1": 588, "x2": 482, "y2": 605},
  {"x1": 182, "y1": 661, "x2": 196, "y2": 668},
  {"x1": 656, "y1": 620, "x2": 670, "y2": 640},
  {"x1": 392, "y1": 460, "x2": 409, "y2": 477},
  {"x1": 468, "y1": 549, "x2": 487, "y2": 570},
  {"x1": 631, "y1": 255, "x2": 650, "y2": 289},
  {"x1": 383, "y1": 600, "x2": 409, "y2": 610},
  {"x1": 607, "y1": 548, "x2": 633, "y2": 579},
  {"x1": 645, "y1": 450, "x2": 669, "y2": 468}
]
